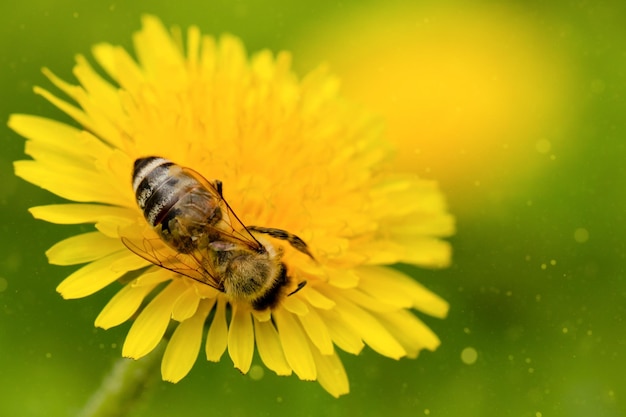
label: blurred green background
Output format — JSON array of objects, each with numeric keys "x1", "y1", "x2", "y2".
[{"x1": 1, "y1": 1, "x2": 625, "y2": 416}]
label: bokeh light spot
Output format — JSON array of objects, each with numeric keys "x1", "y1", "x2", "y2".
[
  {"x1": 535, "y1": 139, "x2": 552, "y2": 154},
  {"x1": 574, "y1": 228, "x2": 589, "y2": 243},
  {"x1": 249, "y1": 364, "x2": 265, "y2": 381},
  {"x1": 461, "y1": 347, "x2": 478, "y2": 365}
]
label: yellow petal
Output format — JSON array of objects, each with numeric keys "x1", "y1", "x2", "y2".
[
  {"x1": 228, "y1": 304, "x2": 254, "y2": 373},
  {"x1": 46, "y1": 232, "x2": 124, "y2": 265},
  {"x1": 73, "y1": 55, "x2": 122, "y2": 119},
  {"x1": 95, "y1": 278, "x2": 161, "y2": 329},
  {"x1": 33, "y1": 86, "x2": 95, "y2": 136},
  {"x1": 72, "y1": 57, "x2": 126, "y2": 149},
  {"x1": 205, "y1": 298, "x2": 228, "y2": 362},
  {"x1": 371, "y1": 178, "x2": 445, "y2": 217},
  {"x1": 110, "y1": 249, "x2": 152, "y2": 272},
  {"x1": 8, "y1": 114, "x2": 96, "y2": 159},
  {"x1": 297, "y1": 305, "x2": 334, "y2": 355},
  {"x1": 132, "y1": 268, "x2": 175, "y2": 287},
  {"x1": 186, "y1": 25, "x2": 201, "y2": 70},
  {"x1": 357, "y1": 266, "x2": 449, "y2": 318},
  {"x1": 23, "y1": 126, "x2": 111, "y2": 166},
  {"x1": 171, "y1": 285, "x2": 201, "y2": 322},
  {"x1": 122, "y1": 280, "x2": 186, "y2": 359},
  {"x1": 92, "y1": 43, "x2": 144, "y2": 92},
  {"x1": 253, "y1": 318, "x2": 292, "y2": 376},
  {"x1": 353, "y1": 237, "x2": 452, "y2": 268},
  {"x1": 134, "y1": 16, "x2": 186, "y2": 87},
  {"x1": 251, "y1": 308, "x2": 271, "y2": 322},
  {"x1": 29, "y1": 204, "x2": 135, "y2": 224},
  {"x1": 41, "y1": 67, "x2": 87, "y2": 109},
  {"x1": 199, "y1": 35, "x2": 217, "y2": 78},
  {"x1": 273, "y1": 308, "x2": 316, "y2": 381},
  {"x1": 331, "y1": 293, "x2": 406, "y2": 359},
  {"x1": 377, "y1": 310, "x2": 441, "y2": 357},
  {"x1": 327, "y1": 268, "x2": 360, "y2": 289},
  {"x1": 394, "y1": 237, "x2": 452, "y2": 268},
  {"x1": 342, "y1": 288, "x2": 397, "y2": 313},
  {"x1": 310, "y1": 346, "x2": 349, "y2": 398},
  {"x1": 301, "y1": 286, "x2": 336, "y2": 310},
  {"x1": 354, "y1": 266, "x2": 413, "y2": 308},
  {"x1": 281, "y1": 295, "x2": 309, "y2": 316},
  {"x1": 162, "y1": 300, "x2": 211, "y2": 382},
  {"x1": 217, "y1": 34, "x2": 248, "y2": 79},
  {"x1": 103, "y1": 149, "x2": 136, "y2": 204},
  {"x1": 317, "y1": 309, "x2": 364, "y2": 355},
  {"x1": 15, "y1": 160, "x2": 126, "y2": 206},
  {"x1": 389, "y1": 213, "x2": 455, "y2": 237},
  {"x1": 56, "y1": 250, "x2": 139, "y2": 299},
  {"x1": 95, "y1": 216, "x2": 135, "y2": 239}
]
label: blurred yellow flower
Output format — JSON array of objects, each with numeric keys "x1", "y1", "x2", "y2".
[
  {"x1": 9, "y1": 16, "x2": 454, "y2": 397},
  {"x1": 296, "y1": 4, "x2": 575, "y2": 213}
]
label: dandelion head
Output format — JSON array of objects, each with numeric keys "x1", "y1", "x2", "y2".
[{"x1": 9, "y1": 16, "x2": 454, "y2": 397}]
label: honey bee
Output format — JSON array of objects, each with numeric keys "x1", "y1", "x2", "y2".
[{"x1": 124, "y1": 156, "x2": 312, "y2": 310}]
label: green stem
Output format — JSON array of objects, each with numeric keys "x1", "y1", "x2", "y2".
[{"x1": 76, "y1": 342, "x2": 165, "y2": 417}]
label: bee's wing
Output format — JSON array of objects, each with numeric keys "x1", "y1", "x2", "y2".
[
  {"x1": 121, "y1": 234, "x2": 224, "y2": 291},
  {"x1": 182, "y1": 166, "x2": 264, "y2": 252}
]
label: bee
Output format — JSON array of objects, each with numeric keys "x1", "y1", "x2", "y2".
[{"x1": 124, "y1": 156, "x2": 312, "y2": 310}]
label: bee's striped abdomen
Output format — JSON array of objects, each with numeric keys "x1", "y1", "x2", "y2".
[
  {"x1": 132, "y1": 157, "x2": 180, "y2": 227},
  {"x1": 131, "y1": 156, "x2": 221, "y2": 251}
]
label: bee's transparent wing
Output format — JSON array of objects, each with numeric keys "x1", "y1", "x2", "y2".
[
  {"x1": 121, "y1": 233, "x2": 223, "y2": 291},
  {"x1": 182, "y1": 166, "x2": 265, "y2": 252}
]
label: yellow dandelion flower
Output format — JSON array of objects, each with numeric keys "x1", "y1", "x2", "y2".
[{"x1": 9, "y1": 16, "x2": 454, "y2": 397}]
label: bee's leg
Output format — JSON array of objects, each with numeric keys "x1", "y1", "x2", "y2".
[
  {"x1": 288, "y1": 280, "x2": 307, "y2": 296},
  {"x1": 247, "y1": 226, "x2": 314, "y2": 260}
]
